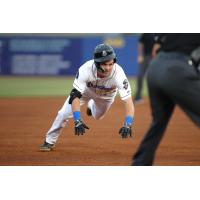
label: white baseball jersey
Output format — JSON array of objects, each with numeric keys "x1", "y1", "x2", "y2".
[{"x1": 73, "y1": 60, "x2": 132, "y2": 100}]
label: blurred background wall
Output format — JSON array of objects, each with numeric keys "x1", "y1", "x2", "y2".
[{"x1": 0, "y1": 33, "x2": 139, "y2": 76}]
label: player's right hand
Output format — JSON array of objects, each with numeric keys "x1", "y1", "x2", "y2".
[
  {"x1": 119, "y1": 125, "x2": 132, "y2": 139},
  {"x1": 74, "y1": 120, "x2": 89, "y2": 136}
]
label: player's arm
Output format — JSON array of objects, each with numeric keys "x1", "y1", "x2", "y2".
[
  {"x1": 69, "y1": 88, "x2": 82, "y2": 113},
  {"x1": 71, "y1": 95, "x2": 81, "y2": 112},
  {"x1": 123, "y1": 96, "x2": 135, "y2": 119},
  {"x1": 69, "y1": 67, "x2": 89, "y2": 136},
  {"x1": 116, "y1": 70, "x2": 135, "y2": 139},
  {"x1": 118, "y1": 96, "x2": 135, "y2": 139},
  {"x1": 70, "y1": 91, "x2": 89, "y2": 136}
]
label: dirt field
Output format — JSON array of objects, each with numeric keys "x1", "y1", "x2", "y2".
[{"x1": 0, "y1": 97, "x2": 199, "y2": 166}]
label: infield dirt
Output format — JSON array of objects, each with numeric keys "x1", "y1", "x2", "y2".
[{"x1": 0, "y1": 97, "x2": 199, "y2": 166}]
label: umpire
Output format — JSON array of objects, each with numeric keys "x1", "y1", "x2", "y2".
[{"x1": 132, "y1": 33, "x2": 200, "y2": 166}]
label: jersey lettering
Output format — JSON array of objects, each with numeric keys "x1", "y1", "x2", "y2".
[{"x1": 87, "y1": 81, "x2": 117, "y2": 95}]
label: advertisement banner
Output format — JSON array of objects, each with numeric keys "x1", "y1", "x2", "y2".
[
  {"x1": 0, "y1": 34, "x2": 139, "y2": 76},
  {"x1": 0, "y1": 36, "x2": 81, "y2": 75}
]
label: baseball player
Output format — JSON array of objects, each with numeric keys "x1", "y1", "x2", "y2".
[{"x1": 40, "y1": 43, "x2": 135, "y2": 151}]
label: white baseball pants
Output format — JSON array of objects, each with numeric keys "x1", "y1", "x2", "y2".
[{"x1": 45, "y1": 95, "x2": 114, "y2": 144}]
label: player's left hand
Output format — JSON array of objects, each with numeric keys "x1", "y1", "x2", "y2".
[
  {"x1": 74, "y1": 119, "x2": 89, "y2": 136},
  {"x1": 119, "y1": 125, "x2": 132, "y2": 139}
]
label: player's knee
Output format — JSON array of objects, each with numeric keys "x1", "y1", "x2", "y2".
[{"x1": 93, "y1": 113, "x2": 105, "y2": 120}]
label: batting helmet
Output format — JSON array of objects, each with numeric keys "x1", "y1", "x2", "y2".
[
  {"x1": 94, "y1": 44, "x2": 117, "y2": 63},
  {"x1": 93, "y1": 44, "x2": 117, "y2": 73}
]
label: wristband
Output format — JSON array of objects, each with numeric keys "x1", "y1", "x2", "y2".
[
  {"x1": 73, "y1": 111, "x2": 81, "y2": 121},
  {"x1": 125, "y1": 116, "x2": 134, "y2": 126}
]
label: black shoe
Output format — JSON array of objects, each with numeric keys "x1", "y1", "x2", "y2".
[
  {"x1": 39, "y1": 141, "x2": 55, "y2": 152},
  {"x1": 86, "y1": 108, "x2": 92, "y2": 116}
]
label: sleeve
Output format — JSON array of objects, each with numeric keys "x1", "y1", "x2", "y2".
[
  {"x1": 73, "y1": 64, "x2": 88, "y2": 93},
  {"x1": 154, "y1": 33, "x2": 167, "y2": 45},
  {"x1": 116, "y1": 68, "x2": 132, "y2": 100}
]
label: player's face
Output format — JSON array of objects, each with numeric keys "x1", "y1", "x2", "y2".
[{"x1": 99, "y1": 59, "x2": 115, "y2": 77}]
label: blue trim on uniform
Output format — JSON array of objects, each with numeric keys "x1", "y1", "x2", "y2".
[
  {"x1": 125, "y1": 116, "x2": 134, "y2": 126},
  {"x1": 73, "y1": 111, "x2": 81, "y2": 121}
]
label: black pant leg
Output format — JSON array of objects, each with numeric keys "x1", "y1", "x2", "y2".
[
  {"x1": 132, "y1": 66, "x2": 175, "y2": 165},
  {"x1": 162, "y1": 60, "x2": 200, "y2": 127}
]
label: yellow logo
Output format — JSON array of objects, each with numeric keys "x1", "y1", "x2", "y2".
[{"x1": 104, "y1": 37, "x2": 125, "y2": 48}]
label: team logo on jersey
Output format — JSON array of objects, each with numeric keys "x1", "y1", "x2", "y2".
[
  {"x1": 102, "y1": 50, "x2": 107, "y2": 57},
  {"x1": 123, "y1": 79, "x2": 128, "y2": 90},
  {"x1": 86, "y1": 81, "x2": 116, "y2": 95}
]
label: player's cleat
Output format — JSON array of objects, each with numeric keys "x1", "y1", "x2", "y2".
[
  {"x1": 86, "y1": 107, "x2": 92, "y2": 116},
  {"x1": 39, "y1": 141, "x2": 55, "y2": 152}
]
